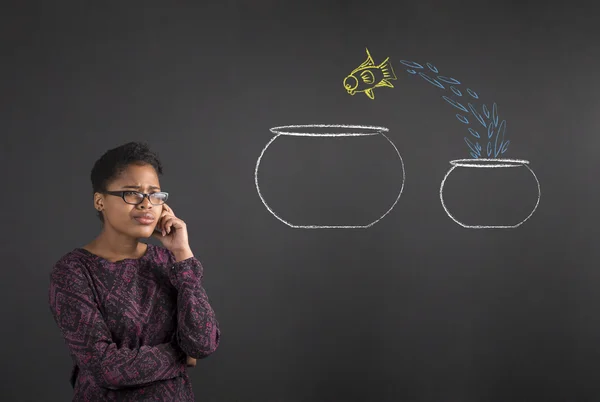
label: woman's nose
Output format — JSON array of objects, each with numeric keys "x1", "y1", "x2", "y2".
[{"x1": 138, "y1": 196, "x2": 153, "y2": 208}]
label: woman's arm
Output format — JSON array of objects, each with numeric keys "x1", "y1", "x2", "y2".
[
  {"x1": 167, "y1": 251, "x2": 220, "y2": 359},
  {"x1": 48, "y1": 261, "x2": 187, "y2": 390}
]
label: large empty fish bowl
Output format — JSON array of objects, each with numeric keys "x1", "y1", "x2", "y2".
[
  {"x1": 255, "y1": 124, "x2": 405, "y2": 228},
  {"x1": 439, "y1": 158, "x2": 541, "y2": 228}
]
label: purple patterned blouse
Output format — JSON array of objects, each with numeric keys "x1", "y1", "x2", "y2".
[{"x1": 48, "y1": 243, "x2": 220, "y2": 401}]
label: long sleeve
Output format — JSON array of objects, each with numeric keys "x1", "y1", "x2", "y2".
[
  {"x1": 167, "y1": 255, "x2": 220, "y2": 359},
  {"x1": 48, "y1": 261, "x2": 187, "y2": 390}
]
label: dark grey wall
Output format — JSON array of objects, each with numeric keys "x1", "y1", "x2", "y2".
[{"x1": 2, "y1": 1, "x2": 600, "y2": 401}]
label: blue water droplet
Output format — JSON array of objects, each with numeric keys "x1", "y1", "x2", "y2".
[
  {"x1": 442, "y1": 96, "x2": 468, "y2": 113},
  {"x1": 406, "y1": 69, "x2": 417, "y2": 74},
  {"x1": 467, "y1": 88, "x2": 479, "y2": 99},
  {"x1": 450, "y1": 86, "x2": 462, "y2": 96},
  {"x1": 482, "y1": 104, "x2": 490, "y2": 118},
  {"x1": 468, "y1": 128, "x2": 480, "y2": 138},
  {"x1": 437, "y1": 76, "x2": 461, "y2": 85},
  {"x1": 464, "y1": 137, "x2": 479, "y2": 155},
  {"x1": 468, "y1": 103, "x2": 486, "y2": 128},
  {"x1": 418, "y1": 72, "x2": 445, "y2": 89},
  {"x1": 492, "y1": 103, "x2": 499, "y2": 127},
  {"x1": 426, "y1": 62, "x2": 438, "y2": 73},
  {"x1": 486, "y1": 142, "x2": 492, "y2": 156},
  {"x1": 400, "y1": 60, "x2": 424, "y2": 69},
  {"x1": 456, "y1": 114, "x2": 469, "y2": 124},
  {"x1": 495, "y1": 120, "x2": 506, "y2": 156}
]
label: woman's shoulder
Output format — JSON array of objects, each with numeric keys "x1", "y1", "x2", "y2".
[
  {"x1": 49, "y1": 243, "x2": 175, "y2": 276},
  {"x1": 50, "y1": 248, "x2": 96, "y2": 275}
]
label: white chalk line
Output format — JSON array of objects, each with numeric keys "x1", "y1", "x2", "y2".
[
  {"x1": 270, "y1": 124, "x2": 388, "y2": 137},
  {"x1": 439, "y1": 160, "x2": 541, "y2": 229},
  {"x1": 450, "y1": 158, "x2": 530, "y2": 168},
  {"x1": 255, "y1": 126, "x2": 405, "y2": 229}
]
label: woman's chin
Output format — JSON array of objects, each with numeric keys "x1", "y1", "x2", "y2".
[{"x1": 131, "y1": 226, "x2": 156, "y2": 238}]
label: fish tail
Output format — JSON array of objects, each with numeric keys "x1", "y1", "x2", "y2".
[{"x1": 378, "y1": 57, "x2": 397, "y2": 81}]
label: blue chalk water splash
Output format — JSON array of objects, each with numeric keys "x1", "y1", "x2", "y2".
[{"x1": 401, "y1": 60, "x2": 509, "y2": 159}]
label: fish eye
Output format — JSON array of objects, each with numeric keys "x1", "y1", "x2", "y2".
[{"x1": 344, "y1": 75, "x2": 358, "y2": 90}]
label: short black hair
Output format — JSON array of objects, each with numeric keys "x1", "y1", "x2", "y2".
[{"x1": 90, "y1": 141, "x2": 163, "y2": 223}]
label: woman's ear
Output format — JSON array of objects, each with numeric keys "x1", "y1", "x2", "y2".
[{"x1": 94, "y1": 193, "x2": 104, "y2": 211}]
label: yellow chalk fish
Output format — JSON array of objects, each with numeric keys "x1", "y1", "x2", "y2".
[{"x1": 343, "y1": 48, "x2": 397, "y2": 99}]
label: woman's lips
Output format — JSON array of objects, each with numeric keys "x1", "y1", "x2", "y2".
[{"x1": 134, "y1": 216, "x2": 155, "y2": 225}]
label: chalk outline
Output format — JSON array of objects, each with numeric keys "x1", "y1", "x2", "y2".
[
  {"x1": 255, "y1": 124, "x2": 405, "y2": 229},
  {"x1": 439, "y1": 158, "x2": 541, "y2": 229},
  {"x1": 343, "y1": 48, "x2": 397, "y2": 100}
]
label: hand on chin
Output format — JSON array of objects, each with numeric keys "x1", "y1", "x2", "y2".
[{"x1": 150, "y1": 203, "x2": 191, "y2": 254}]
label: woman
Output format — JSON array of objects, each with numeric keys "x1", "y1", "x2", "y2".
[{"x1": 48, "y1": 141, "x2": 220, "y2": 401}]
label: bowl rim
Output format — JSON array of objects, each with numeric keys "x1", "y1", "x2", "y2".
[
  {"x1": 450, "y1": 158, "x2": 530, "y2": 168},
  {"x1": 270, "y1": 124, "x2": 388, "y2": 136}
]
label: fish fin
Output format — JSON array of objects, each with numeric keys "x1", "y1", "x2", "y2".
[
  {"x1": 378, "y1": 57, "x2": 398, "y2": 81},
  {"x1": 361, "y1": 48, "x2": 376, "y2": 67},
  {"x1": 365, "y1": 88, "x2": 375, "y2": 99},
  {"x1": 351, "y1": 48, "x2": 375, "y2": 74},
  {"x1": 375, "y1": 79, "x2": 394, "y2": 88},
  {"x1": 359, "y1": 69, "x2": 375, "y2": 84}
]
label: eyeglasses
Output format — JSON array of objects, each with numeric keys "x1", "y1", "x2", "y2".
[{"x1": 103, "y1": 191, "x2": 169, "y2": 205}]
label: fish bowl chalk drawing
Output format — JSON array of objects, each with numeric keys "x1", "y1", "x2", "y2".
[
  {"x1": 399, "y1": 57, "x2": 541, "y2": 228},
  {"x1": 255, "y1": 124, "x2": 405, "y2": 229},
  {"x1": 440, "y1": 158, "x2": 541, "y2": 229}
]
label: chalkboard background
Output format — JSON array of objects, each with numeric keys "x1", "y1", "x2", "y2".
[{"x1": 2, "y1": 1, "x2": 599, "y2": 401}]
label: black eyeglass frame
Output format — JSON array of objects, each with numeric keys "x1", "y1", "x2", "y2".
[{"x1": 103, "y1": 191, "x2": 169, "y2": 205}]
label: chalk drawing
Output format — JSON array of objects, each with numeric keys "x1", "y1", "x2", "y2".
[
  {"x1": 399, "y1": 59, "x2": 509, "y2": 159},
  {"x1": 396, "y1": 58, "x2": 541, "y2": 228},
  {"x1": 255, "y1": 124, "x2": 405, "y2": 229},
  {"x1": 440, "y1": 158, "x2": 541, "y2": 229},
  {"x1": 343, "y1": 49, "x2": 397, "y2": 100}
]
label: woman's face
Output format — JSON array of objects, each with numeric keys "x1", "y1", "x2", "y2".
[{"x1": 95, "y1": 163, "x2": 164, "y2": 239}]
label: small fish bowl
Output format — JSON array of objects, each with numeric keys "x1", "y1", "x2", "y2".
[
  {"x1": 439, "y1": 158, "x2": 541, "y2": 228},
  {"x1": 255, "y1": 124, "x2": 405, "y2": 228}
]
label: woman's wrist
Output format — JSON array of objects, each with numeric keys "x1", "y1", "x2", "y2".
[{"x1": 172, "y1": 247, "x2": 194, "y2": 262}]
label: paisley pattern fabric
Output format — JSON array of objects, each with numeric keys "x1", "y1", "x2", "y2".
[{"x1": 48, "y1": 243, "x2": 220, "y2": 401}]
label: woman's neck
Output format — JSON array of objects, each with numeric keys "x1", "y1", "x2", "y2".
[{"x1": 84, "y1": 228, "x2": 147, "y2": 261}]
